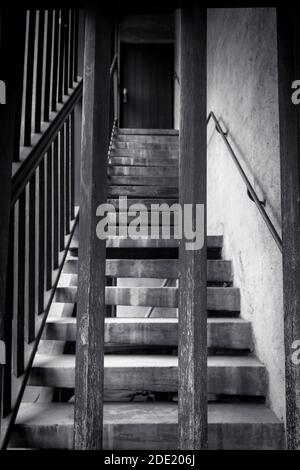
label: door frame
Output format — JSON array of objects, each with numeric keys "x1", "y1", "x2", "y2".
[{"x1": 117, "y1": 22, "x2": 175, "y2": 126}]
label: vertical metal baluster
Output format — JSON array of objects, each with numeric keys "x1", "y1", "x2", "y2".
[
  {"x1": 69, "y1": 10, "x2": 75, "y2": 89},
  {"x1": 24, "y1": 10, "x2": 36, "y2": 146},
  {"x1": 58, "y1": 10, "x2": 65, "y2": 104},
  {"x1": 64, "y1": 10, "x2": 70, "y2": 96},
  {"x1": 53, "y1": 137, "x2": 59, "y2": 269},
  {"x1": 2, "y1": 214, "x2": 15, "y2": 416},
  {"x1": 46, "y1": 147, "x2": 53, "y2": 290},
  {"x1": 65, "y1": 120, "x2": 70, "y2": 235},
  {"x1": 70, "y1": 110, "x2": 75, "y2": 219},
  {"x1": 13, "y1": 194, "x2": 26, "y2": 376},
  {"x1": 27, "y1": 174, "x2": 36, "y2": 342},
  {"x1": 51, "y1": 10, "x2": 59, "y2": 112},
  {"x1": 73, "y1": 10, "x2": 79, "y2": 81},
  {"x1": 38, "y1": 160, "x2": 45, "y2": 314},
  {"x1": 35, "y1": 10, "x2": 45, "y2": 133},
  {"x1": 44, "y1": 10, "x2": 53, "y2": 122},
  {"x1": 59, "y1": 126, "x2": 65, "y2": 250}
]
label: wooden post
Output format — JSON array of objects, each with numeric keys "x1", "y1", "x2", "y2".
[
  {"x1": 74, "y1": 10, "x2": 111, "y2": 449},
  {"x1": 0, "y1": 9, "x2": 26, "y2": 435},
  {"x1": 178, "y1": 5, "x2": 207, "y2": 449},
  {"x1": 277, "y1": 6, "x2": 300, "y2": 450}
]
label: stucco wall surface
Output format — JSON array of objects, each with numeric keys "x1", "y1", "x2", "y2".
[{"x1": 207, "y1": 8, "x2": 285, "y2": 421}]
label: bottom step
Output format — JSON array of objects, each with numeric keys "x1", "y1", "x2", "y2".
[{"x1": 11, "y1": 402, "x2": 284, "y2": 450}]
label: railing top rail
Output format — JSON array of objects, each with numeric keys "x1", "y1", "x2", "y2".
[
  {"x1": 110, "y1": 53, "x2": 118, "y2": 78},
  {"x1": 207, "y1": 111, "x2": 282, "y2": 252}
]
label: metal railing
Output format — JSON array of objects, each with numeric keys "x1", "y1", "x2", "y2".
[
  {"x1": 0, "y1": 9, "x2": 83, "y2": 449},
  {"x1": 207, "y1": 111, "x2": 282, "y2": 252}
]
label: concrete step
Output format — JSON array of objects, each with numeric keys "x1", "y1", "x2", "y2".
[
  {"x1": 107, "y1": 198, "x2": 179, "y2": 209},
  {"x1": 109, "y1": 156, "x2": 178, "y2": 166},
  {"x1": 63, "y1": 258, "x2": 233, "y2": 283},
  {"x1": 108, "y1": 176, "x2": 178, "y2": 186},
  {"x1": 70, "y1": 234, "x2": 223, "y2": 250},
  {"x1": 118, "y1": 129, "x2": 179, "y2": 135},
  {"x1": 55, "y1": 286, "x2": 240, "y2": 312},
  {"x1": 114, "y1": 141, "x2": 179, "y2": 150},
  {"x1": 108, "y1": 165, "x2": 179, "y2": 177},
  {"x1": 42, "y1": 317, "x2": 252, "y2": 350},
  {"x1": 116, "y1": 135, "x2": 179, "y2": 144},
  {"x1": 29, "y1": 354, "x2": 266, "y2": 395},
  {"x1": 108, "y1": 185, "x2": 178, "y2": 198},
  {"x1": 12, "y1": 402, "x2": 284, "y2": 449},
  {"x1": 111, "y1": 149, "x2": 179, "y2": 158}
]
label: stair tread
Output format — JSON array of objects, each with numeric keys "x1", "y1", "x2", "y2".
[
  {"x1": 46, "y1": 316, "x2": 249, "y2": 325},
  {"x1": 119, "y1": 129, "x2": 179, "y2": 135},
  {"x1": 12, "y1": 402, "x2": 283, "y2": 450},
  {"x1": 43, "y1": 315, "x2": 252, "y2": 349},
  {"x1": 70, "y1": 235, "x2": 223, "y2": 249},
  {"x1": 15, "y1": 402, "x2": 280, "y2": 426},
  {"x1": 64, "y1": 258, "x2": 232, "y2": 281},
  {"x1": 55, "y1": 285, "x2": 240, "y2": 311},
  {"x1": 32, "y1": 354, "x2": 263, "y2": 369}
]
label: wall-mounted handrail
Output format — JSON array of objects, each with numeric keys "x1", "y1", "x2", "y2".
[{"x1": 207, "y1": 111, "x2": 282, "y2": 252}]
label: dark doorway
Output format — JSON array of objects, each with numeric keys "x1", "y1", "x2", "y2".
[{"x1": 120, "y1": 43, "x2": 174, "y2": 129}]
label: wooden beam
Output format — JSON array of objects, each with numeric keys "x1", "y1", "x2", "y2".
[
  {"x1": 277, "y1": 6, "x2": 300, "y2": 450},
  {"x1": 0, "y1": 9, "x2": 26, "y2": 439},
  {"x1": 178, "y1": 5, "x2": 207, "y2": 449},
  {"x1": 74, "y1": 11, "x2": 111, "y2": 450}
]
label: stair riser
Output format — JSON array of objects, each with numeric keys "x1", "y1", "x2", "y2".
[
  {"x1": 118, "y1": 129, "x2": 178, "y2": 135},
  {"x1": 109, "y1": 177, "x2": 178, "y2": 187},
  {"x1": 70, "y1": 234, "x2": 223, "y2": 250},
  {"x1": 116, "y1": 135, "x2": 179, "y2": 143},
  {"x1": 109, "y1": 166, "x2": 179, "y2": 177},
  {"x1": 111, "y1": 149, "x2": 179, "y2": 158},
  {"x1": 42, "y1": 320, "x2": 252, "y2": 350},
  {"x1": 64, "y1": 259, "x2": 233, "y2": 283},
  {"x1": 55, "y1": 287, "x2": 240, "y2": 311},
  {"x1": 109, "y1": 157, "x2": 178, "y2": 167},
  {"x1": 29, "y1": 366, "x2": 266, "y2": 395},
  {"x1": 108, "y1": 186, "x2": 178, "y2": 198},
  {"x1": 114, "y1": 142, "x2": 179, "y2": 150},
  {"x1": 11, "y1": 422, "x2": 284, "y2": 450}
]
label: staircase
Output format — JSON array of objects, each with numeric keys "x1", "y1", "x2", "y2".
[{"x1": 11, "y1": 129, "x2": 284, "y2": 450}]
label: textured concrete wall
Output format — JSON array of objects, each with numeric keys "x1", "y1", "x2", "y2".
[{"x1": 207, "y1": 8, "x2": 285, "y2": 421}]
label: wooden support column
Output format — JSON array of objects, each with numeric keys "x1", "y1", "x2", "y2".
[
  {"x1": 74, "y1": 10, "x2": 111, "y2": 450},
  {"x1": 178, "y1": 5, "x2": 207, "y2": 449},
  {"x1": 0, "y1": 9, "x2": 26, "y2": 435},
  {"x1": 277, "y1": 6, "x2": 300, "y2": 450}
]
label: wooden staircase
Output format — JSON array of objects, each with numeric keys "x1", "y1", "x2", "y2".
[{"x1": 10, "y1": 129, "x2": 284, "y2": 449}]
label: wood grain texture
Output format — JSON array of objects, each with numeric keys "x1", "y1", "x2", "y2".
[
  {"x1": 42, "y1": 317, "x2": 252, "y2": 351},
  {"x1": 55, "y1": 286, "x2": 239, "y2": 311},
  {"x1": 12, "y1": 402, "x2": 284, "y2": 450},
  {"x1": 29, "y1": 354, "x2": 267, "y2": 396},
  {"x1": 277, "y1": 6, "x2": 300, "y2": 450},
  {"x1": 64, "y1": 258, "x2": 232, "y2": 282},
  {"x1": 178, "y1": 5, "x2": 207, "y2": 449},
  {"x1": 73, "y1": 11, "x2": 111, "y2": 450}
]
